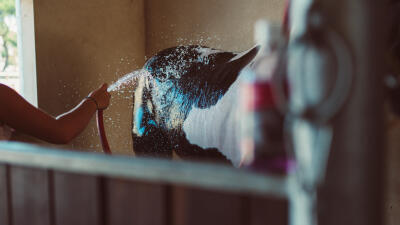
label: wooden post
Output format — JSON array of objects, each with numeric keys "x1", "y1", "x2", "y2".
[
  {"x1": 288, "y1": 0, "x2": 387, "y2": 224},
  {"x1": 317, "y1": 1, "x2": 387, "y2": 225}
]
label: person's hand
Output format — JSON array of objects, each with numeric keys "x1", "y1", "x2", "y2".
[{"x1": 88, "y1": 83, "x2": 111, "y2": 110}]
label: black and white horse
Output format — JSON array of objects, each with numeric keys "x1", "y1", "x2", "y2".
[{"x1": 132, "y1": 45, "x2": 259, "y2": 166}]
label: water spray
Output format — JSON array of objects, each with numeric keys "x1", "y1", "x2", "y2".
[{"x1": 96, "y1": 70, "x2": 150, "y2": 154}]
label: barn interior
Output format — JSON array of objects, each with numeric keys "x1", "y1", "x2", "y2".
[{"x1": 0, "y1": 0, "x2": 398, "y2": 225}]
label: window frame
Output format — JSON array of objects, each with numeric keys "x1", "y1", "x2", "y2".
[{"x1": 16, "y1": 0, "x2": 37, "y2": 106}]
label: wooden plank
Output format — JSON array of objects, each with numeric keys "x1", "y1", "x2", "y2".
[
  {"x1": 105, "y1": 178, "x2": 166, "y2": 225},
  {"x1": 10, "y1": 166, "x2": 52, "y2": 225},
  {"x1": 53, "y1": 171, "x2": 101, "y2": 225},
  {"x1": 0, "y1": 164, "x2": 10, "y2": 225},
  {"x1": 173, "y1": 186, "x2": 244, "y2": 225},
  {"x1": 249, "y1": 195, "x2": 288, "y2": 225},
  {"x1": 0, "y1": 142, "x2": 289, "y2": 198}
]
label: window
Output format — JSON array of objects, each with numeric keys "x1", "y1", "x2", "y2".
[
  {"x1": 0, "y1": 0, "x2": 19, "y2": 91},
  {"x1": 0, "y1": 0, "x2": 37, "y2": 106}
]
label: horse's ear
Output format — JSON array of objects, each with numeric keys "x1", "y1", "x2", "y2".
[
  {"x1": 207, "y1": 45, "x2": 260, "y2": 94},
  {"x1": 228, "y1": 45, "x2": 260, "y2": 70}
]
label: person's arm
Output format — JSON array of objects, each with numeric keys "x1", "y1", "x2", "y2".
[{"x1": 0, "y1": 83, "x2": 110, "y2": 144}]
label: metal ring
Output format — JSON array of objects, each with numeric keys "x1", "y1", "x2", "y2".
[{"x1": 273, "y1": 26, "x2": 353, "y2": 124}]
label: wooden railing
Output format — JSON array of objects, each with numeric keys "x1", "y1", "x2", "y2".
[{"x1": 0, "y1": 142, "x2": 289, "y2": 225}]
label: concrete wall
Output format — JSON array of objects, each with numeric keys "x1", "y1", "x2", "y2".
[{"x1": 33, "y1": 0, "x2": 146, "y2": 154}]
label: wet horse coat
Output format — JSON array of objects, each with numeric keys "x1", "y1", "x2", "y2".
[{"x1": 132, "y1": 45, "x2": 259, "y2": 165}]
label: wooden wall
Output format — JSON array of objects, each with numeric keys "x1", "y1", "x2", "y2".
[
  {"x1": 0, "y1": 142, "x2": 288, "y2": 225},
  {"x1": 0, "y1": 165, "x2": 287, "y2": 225}
]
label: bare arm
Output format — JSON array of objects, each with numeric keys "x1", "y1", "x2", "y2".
[{"x1": 0, "y1": 83, "x2": 110, "y2": 144}]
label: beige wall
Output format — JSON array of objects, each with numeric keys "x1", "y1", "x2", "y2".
[
  {"x1": 145, "y1": 0, "x2": 286, "y2": 56},
  {"x1": 34, "y1": 0, "x2": 146, "y2": 154}
]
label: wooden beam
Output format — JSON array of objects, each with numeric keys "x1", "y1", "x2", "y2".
[
  {"x1": 172, "y1": 186, "x2": 244, "y2": 225},
  {"x1": 0, "y1": 164, "x2": 10, "y2": 225},
  {"x1": 0, "y1": 142, "x2": 289, "y2": 198},
  {"x1": 105, "y1": 178, "x2": 166, "y2": 225},
  {"x1": 10, "y1": 166, "x2": 52, "y2": 225},
  {"x1": 53, "y1": 171, "x2": 101, "y2": 225},
  {"x1": 249, "y1": 195, "x2": 288, "y2": 225}
]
